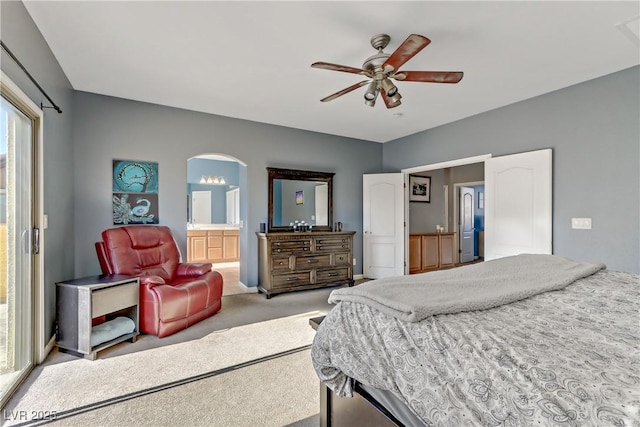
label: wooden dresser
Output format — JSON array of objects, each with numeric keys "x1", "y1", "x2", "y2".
[
  {"x1": 409, "y1": 232, "x2": 456, "y2": 274},
  {"x1": 256, "y1": 231, "x2": 355, "y2": 298}
]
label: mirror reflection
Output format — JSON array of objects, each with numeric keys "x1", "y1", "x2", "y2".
[{"x1": 272, "y1": 179, "x2": 328, "y2": 227}]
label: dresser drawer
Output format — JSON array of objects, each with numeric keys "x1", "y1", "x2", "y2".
[
  {"x1": 271, "y1": 256, "x2": 290, "y2": 271},
  {"x1": 334, "y1": 252, "x2": 351, "y2": 266},
  {"x1": 294, "y1": 254, "x2": 332, "y2": 270},
  {"x1": 92, "y1": 281, "x2": 138, "y2": 318},
  {"x1": 270, "y1": 239, "x2": 312, "y2": 254},
  {"x1": 272, "y1": 272, "x2": 311, "y2": 289},
  {"x1": 315, "y1": 237, "x2": 351, "y2": 252},
  {"x1": 316, "y1": 268, "x2": 351, "y2": 284}
]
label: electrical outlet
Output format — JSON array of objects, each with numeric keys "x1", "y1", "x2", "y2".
[
  {"x1": 353, "y1": 258, "x2": 356, "y2": 266},
  {"x1": 571, "y1": 218, "x2": 592, "y2": 229}
]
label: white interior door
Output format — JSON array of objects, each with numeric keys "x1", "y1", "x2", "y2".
[
  {"x1": 459, "y1": 186, "x2": 475, "y2": 263},
  {"x1": 484, "y1": 149, "x2": 552, "y2": 260},
  {"x1": 192, "y1": 190, "x2": 211, "y2": 224},
  {"x1": 363, "y1": 173, "x2": 405, "y2": 279}
]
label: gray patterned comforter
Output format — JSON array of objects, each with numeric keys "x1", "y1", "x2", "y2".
[{"x1": 311, "y1": 269, "x2": 640, "y2": 426}]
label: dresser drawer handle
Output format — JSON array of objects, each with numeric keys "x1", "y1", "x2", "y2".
[
  {"x1": 327, "y1": 272, "x2": 339, "y2": 277},
  {"x1": 286, "y1": 277, "x2": 299, "y2": 282},
  {"x1": 278, "y1": 261, "x2": 285, "y2": 266},
  {"x1": 307, "y1": 259, "x2": 319, "y2": 264}
]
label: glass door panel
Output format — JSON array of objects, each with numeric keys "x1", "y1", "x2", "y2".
[{"x1": 0, "y1": 95, "x2": 33, "y2": 405}]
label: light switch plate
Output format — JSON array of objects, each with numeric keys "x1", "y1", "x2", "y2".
[{"x1": 571, "y1": 218, "x2": 592, "y2": 229}]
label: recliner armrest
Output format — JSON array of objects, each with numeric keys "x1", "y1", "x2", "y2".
[
  {"x1": 140, "y1": 275, "x2": 166, "y2": 289},
  {"x1": 176, "y1": 263, "x2": 212, "y2": 277}
]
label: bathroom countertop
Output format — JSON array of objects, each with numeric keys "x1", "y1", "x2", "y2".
[{"x1": 187, "y1": 224, "x2": 239, "y2": 230}]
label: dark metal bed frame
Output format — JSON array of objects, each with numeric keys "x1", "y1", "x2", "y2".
[{"x1": 320, "y1": 382, "x2": 403, "y2": 427}]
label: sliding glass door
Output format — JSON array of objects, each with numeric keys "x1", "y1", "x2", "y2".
[{"x1": 0, "y1": 90, "x2": 35, "y2": 406}]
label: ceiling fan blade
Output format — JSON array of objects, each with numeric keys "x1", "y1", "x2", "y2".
[
  {"x1": 382, "y1": 34, "x2": 431, "y2": 74},
  {"x1": 311, "y1": 62, "x2": 372, "y2": 77},
  {"x1": 393, "y1": 71, "x2": 464, "y2": 83},
  {"x1": 320, "y1": 80, "x2": 370, "y2": 102}
]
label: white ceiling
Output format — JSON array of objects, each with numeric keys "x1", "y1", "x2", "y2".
[{"x1": 23, "y1": 1, "x2": 639, "y2": 143}]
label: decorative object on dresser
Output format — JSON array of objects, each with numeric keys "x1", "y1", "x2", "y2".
[
  {"x1": 409, "y1": 232, "x2": 456, "y2": 273},
  {"x1": 257, "y1": 231, "x2": 355, "y2": 299},
  {"x1": 56, "y1": 275, "x2": 139, "y2": 360},
  {"x1": 95, "y1": 225, "x2": 223, "y2": 337}
]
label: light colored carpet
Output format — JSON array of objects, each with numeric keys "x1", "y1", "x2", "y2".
[
  {"x1": 3, "y1": 312, "x2": 321, "y2": 425},
  {"x1": 44, "y1": 348, "x2": 319, "y2": 427},
  {"x1": 4, "y1": 281, "x2": 367, "y2": 426}
]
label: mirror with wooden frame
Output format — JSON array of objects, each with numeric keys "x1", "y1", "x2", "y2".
[{"x1": 267, "y1": 167, "x2": 334, "y2": 232}]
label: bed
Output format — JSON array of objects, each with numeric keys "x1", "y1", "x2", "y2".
[{"x1": 311, "y1": 254, "x2": 640, "y2": 426}]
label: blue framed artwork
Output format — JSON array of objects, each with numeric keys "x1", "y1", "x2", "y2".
[{"x1": 112, "y1": 159, "x2": 159, "y2": 224}]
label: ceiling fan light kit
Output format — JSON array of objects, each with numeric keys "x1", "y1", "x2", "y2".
[{"x1": 311, "y1": 33, "x2": 463, "y2": 109}]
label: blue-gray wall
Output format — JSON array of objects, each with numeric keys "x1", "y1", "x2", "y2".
[
  {"x1": 1, "y1": 0, "x2": 76, "y2": 344},
  {"x1": 384, "y1": 66, "x2": 640, "y2": 273},
  {"x1": 72, "y1": 91, "x2": 382, "y2": 285},
  {"x1": 2, "y1": 0, "x2": 638, "y2": 354}
]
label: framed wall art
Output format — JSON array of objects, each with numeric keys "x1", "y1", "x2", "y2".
[
  {"x1": 409, "y1": 175, "x2": 431, "y2": 203},
  {"x1": 112, "y1": 159, "x2": 159, "y2": 224}
]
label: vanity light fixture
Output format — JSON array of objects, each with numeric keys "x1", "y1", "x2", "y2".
[{"x1": 199, "y1": 175, "x2": 226, "y2": 185}]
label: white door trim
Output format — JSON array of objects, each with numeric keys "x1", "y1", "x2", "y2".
[{"x1": 402, "y1": 154, "x2": 492, "y2": 174}]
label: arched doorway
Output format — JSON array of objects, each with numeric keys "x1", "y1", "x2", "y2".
[{"x1": 186, "y1": 154, "x2": 250, "y2": 296}]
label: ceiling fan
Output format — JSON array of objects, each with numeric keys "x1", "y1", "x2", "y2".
[{"x1": 311, "y1": 34, "x2": 463, "y2": 109}]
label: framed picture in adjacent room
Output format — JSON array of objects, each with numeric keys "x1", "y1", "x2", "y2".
[{"x1": 409, "y1": 175, "x2": 431, "y2": 203}]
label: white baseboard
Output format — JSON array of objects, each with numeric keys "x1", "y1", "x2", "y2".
[
  {"x1": 354, "y1": 274, "x2": 364, "y2": 280},
  {"x1": 40, "y1": 334, "x2": 56, "y2": 364},
  {"x1": 238, "y1": 282, "x2": 258, "y2": 293}
]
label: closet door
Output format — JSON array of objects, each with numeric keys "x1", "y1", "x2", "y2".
[{"x1": 484, "y1": 149, "x2": 552, "y2": 260}]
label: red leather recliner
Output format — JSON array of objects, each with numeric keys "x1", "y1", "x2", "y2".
[{"x1": 95, "y1": 225, "x2": 223, "y2": 338}]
